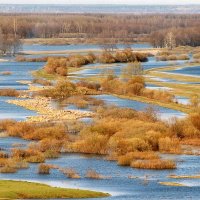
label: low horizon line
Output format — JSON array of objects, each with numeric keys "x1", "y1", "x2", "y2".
[{"x1": 1, "y1": 3, "x2": 200, "y2": 5}]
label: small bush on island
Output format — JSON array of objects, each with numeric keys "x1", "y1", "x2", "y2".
[
  {"x1": 38, "y1": 164, "x2": 51, "y2": 174},
  {"x1": 0, "y1": 165, "x2": 17, "y2": 173},
  {"x1": 0, "y1": 71, "x2": 12, "y2": 76},
  {"x1": 158, "y1": 137, "x2": 181, "y2": 154},
  {"x1": 101, "y1": 76, "x2": 174, "y2": 103},
  {"x1": 118, "y1": 151, "x2": 159, "y2": 166},
  {"x1": 33, "y1": 79, "x2": 52, "y2": 86},
  {"x1": 0, "y1": 88, "x2": 20, "y2": 97},
  {"x1": 156, "y1": 54, "x2": 189, "y2": 61},
  {"x1": 37, "y1": 80, "x2": 100, "y2": 99},
  {"x1": 193, "y1": 53, "x2": 200, "y2": 59},
  {"x1": 44, "y1": 53, "x2": 96, "y2": 76},
  {"x1": 43, "y1": 50, "x2": 147, "y2": 76},
  {"x1": 16, "y1": 56, "x2": 49, "y2": 62},
  {"x1": 0, "y1": 152, "x2": 9, "y2": 158},
  {"x1": 85, "y1": 169, "x2": 104, "y2": 179},
  {"x1": 60, "y1": 168, "x2": 80, "y2": 179},
  {"x1": 131, "y1": 159, "x2": 176, "y2": 170}
]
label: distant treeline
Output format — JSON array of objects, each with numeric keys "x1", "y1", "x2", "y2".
[{"x1": 0, "y1": 14, "x2": 200, "y2": 47}]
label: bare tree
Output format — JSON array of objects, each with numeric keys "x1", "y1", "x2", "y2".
[{"x1": 164, "y1": 32, "x2": 176, "y2": 50}]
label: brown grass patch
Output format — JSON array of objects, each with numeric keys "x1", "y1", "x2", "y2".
[{"x1": 131, "y1": 159, "x2": 176, "y2": 170}]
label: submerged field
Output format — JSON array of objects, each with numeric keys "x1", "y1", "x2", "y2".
[{"x1": 0, "y1": 43, "x2": 200, "y2": 200}]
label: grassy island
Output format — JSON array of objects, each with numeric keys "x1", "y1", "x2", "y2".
[{"x1": 0, "y1": 180, "x2": 109, "y2": 199}]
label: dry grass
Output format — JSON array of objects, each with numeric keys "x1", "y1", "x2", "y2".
[
  {"x1": 131, "y1": 159, "x2": 176, "y2": 170},
  {"x1": 156, "y1": 54, "x2": 189, "y2": 61},
  {"x1": 168, "y1": 174, "x2": 200, "y2": 179},
  {"x1": 0, "y1": 89, "x2": 20, "y2": 97},
  {"x1": 118, "y1": 151, "x2": 159, "y2": 166},
  {"x1": 101, "y1": 76, "x2": 174, "y2": 103},
  {"x1": 0, "y1": 71, "x2": 12, "y2": 75},
  {"x1": 60, "y1": 168, "x2": 81, "y2": 179},
  {"x1": 159, "y1": 182, "x2": 186, "y2": 187},
  {"x1": 85, "y1": 169, "x2": 105, "y2": 179},
  {"x1": 158, "y1": 137, "x2": 181, "y2": 154},
  {"x1": 33, "y1": 79, "x2": 52, "y2": 86},
  {"x1": 16, "y1": 56, "x2": 49, "y2": 62},
  {"x1": 38, "y1": 164, "x2": 51, "y2": 174}
]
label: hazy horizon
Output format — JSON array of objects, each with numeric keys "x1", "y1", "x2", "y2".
[{"x1": 0, "y1": 0, "x2": 200, "y2": 5}]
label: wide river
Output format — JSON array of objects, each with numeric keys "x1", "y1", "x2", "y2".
[{"x1": 0, "y1": 44, "x2": 200, "y2": 200}]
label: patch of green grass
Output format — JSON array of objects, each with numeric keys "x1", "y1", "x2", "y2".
[
  {"x1": 0, "y1": 180, "x2": 109, "y2": 199},
  {"x1": 110, "y1": 93, "x2": 191, "y2": 114},
  {"x1": 32, "y1": 69, "x2": 57, "y2": 80}
]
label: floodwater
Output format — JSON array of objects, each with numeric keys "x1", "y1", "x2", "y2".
[
  {"x1": 166, "y1": 65, "x2": 200, "y2": 77},
  {"x1": 0, "y1": 44, "x2": 199, "y2": 200},
  {"x1": 22, "y1": 43, "x2": 153, "y2": 52}
]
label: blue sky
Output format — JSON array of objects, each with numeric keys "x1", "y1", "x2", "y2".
[{"x1": 0, "y1": 0, "x2": 200, "y2": 4}]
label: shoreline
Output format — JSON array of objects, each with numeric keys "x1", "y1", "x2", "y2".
[{"x1": 7, "y1": 96, "x2": 94, "y2": 122}]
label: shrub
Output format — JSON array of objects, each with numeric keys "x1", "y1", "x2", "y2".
[
  {"x1": 12, "y1": 148, "x2": 45, "y2": 163},
  {"x1": 0, "y1": 89, "x2": 20, "y2": 97},
  {"x1": 38, "y1": 164, "x2": 51, "y2": 174},
  {"x1": 16, "y1": 56, "x2": 49, "y2": 62},
  {"x1": 116, "y1": 138, "x2": 151, "y2": 155},
  {"x1": 0, "y1": 120, "x2": 16, "y2": 131},
  {"x1": 38, "y1": 81, "x2": 77, "y2": 99},
  {"x1": 177, "y1": 54, "x2": 189, "y2": 60},
  {"x1": 99, "y1": 51, "x2": 115, "y2": 63},
  {"x1": 26, "y1": 154, "x2": 45, "y2": 163},
  {"x1": 193, "y1": 53, "x2": 200, "y2": 59},
  {"x1": 76, "y1": 81, "x2": 101, "y2": 91},
  {"x1": 190, "y1": 113, "x2": 200, "y2": 131},
  {"x1": 60, "y1": 168, "x2": 80, "y2": 179},
  {"x1": 118, "y1": 151, "x2": 159, "y2": 166},
  {"x1": 0, "y1": 166, "x2": 17, "y2": 173},
  {"x1": 97, "y1": 106, "x2": 137, "y2": 119},
  {"x1": 33, "y1": 79, "x2": 52, "y2": 86},
  {"x1": 71, "y1": 133, "x2": 108, "y2": 154},
  {"x1": 158, "y1": 137, "x2": 181, "y2": 153},
  {"x1": 0, "y1": 152, "x2": 9, "y2": 158},
  {"x1": 131, "y1": 159, "x2": 176, "y2": 169},
  {"x1": 85, "y1": 169, "x2": 103, "y2": 179},
  {"x1": 0, "y1": 71, "x2": 12, "y2": 75}
]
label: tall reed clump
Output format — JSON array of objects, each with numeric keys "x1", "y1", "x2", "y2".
[
  {"x1": 0, "y1": 71, "x2": 12, "y2": 75},
  {"x1": 60, "y1": 168, "x2": 80, "y2": 179},
  {"x1": 131, "y1": 159, "x2": 176, "y2": 170},
  {"x1": 38, "y1": 164, "x2": 51, "y2": 174},
  {"x1": 44, "y1": 53, "x2": 96, "y2": 76},
  {"x1": 156, "y1": 54, "x2": 189, "y2": 61},
  {"x1": 43, "y1": 50, "x2": 148, "y2": 76},
  {"x1": 0, "y1": 89, "x2": 20, "y2": 97},
  {"x1": 85, "y1": 169, "x2": 104, "y2": 179},
  {"x1": 117, "y1": 151, "x2": 159, "y2": 166},
  {"x1": 101, "y1": 76, "x2": 174, "y2": 103},
  {"x1": 99, "y1": 49, "x2": 148, "y2": 64},
  {"x1": 16, "y1": 56, "x2": 49, "y2": 62},
  {"x1": 33, "y1": 79, "x2": 52, "y2": 86}
]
